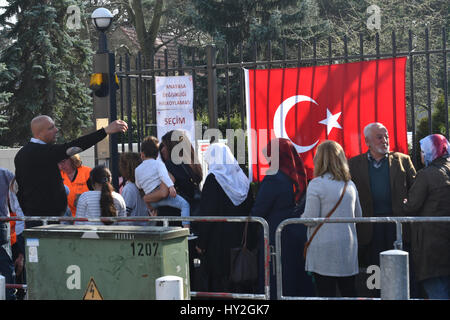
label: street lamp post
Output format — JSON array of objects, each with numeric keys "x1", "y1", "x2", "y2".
[
  {"x1": 91, "y1": 8, "x2": 113, "y2": 53},
  {"x1": 91, "y1": 8, "x2": 120, "y2": 190}
]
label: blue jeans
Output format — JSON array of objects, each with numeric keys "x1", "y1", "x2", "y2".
[
  {"x1": 152, "y1": 195, "x2": 190, "y2": 227},
  {"x1": 422, "y1": 276, "x2": 450, "y2": 300}
]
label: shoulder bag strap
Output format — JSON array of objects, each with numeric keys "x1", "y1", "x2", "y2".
[
  {"x1": 180, "y1": 163, "x2": 199, "y2": 188},
  {"x1": 303, "y1": 181, "x2": 348, "y2": 259}
]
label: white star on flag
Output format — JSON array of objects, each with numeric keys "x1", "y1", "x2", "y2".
[{"x1": 319, "y1": 108, "x2": 342, "y2": 135}]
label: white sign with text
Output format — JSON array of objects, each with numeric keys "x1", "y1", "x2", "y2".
[{"x1": 155, "y1": 75, "x2": 195, "y2": 144}]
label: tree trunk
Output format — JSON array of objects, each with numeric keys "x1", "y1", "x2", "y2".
[{"x1": 131, "y1": 0, "x2": 164, "y2": 67}]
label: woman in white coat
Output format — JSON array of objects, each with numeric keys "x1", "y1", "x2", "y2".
[{"x1": 301, "y1": 140, "x2": 362, "y2": 297}]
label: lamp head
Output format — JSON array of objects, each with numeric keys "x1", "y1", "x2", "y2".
[{"x1": 91, "y1": 8, "x2": 113, "y2": 32}]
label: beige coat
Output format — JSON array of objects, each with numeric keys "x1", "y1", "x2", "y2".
[{"x1": 301, "y1": 174, "x2": 362, "y2": 276}]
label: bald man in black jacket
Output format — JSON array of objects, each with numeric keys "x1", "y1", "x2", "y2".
[{"x1": 14, "y1": 115, "x2": 127, "y2": 227}]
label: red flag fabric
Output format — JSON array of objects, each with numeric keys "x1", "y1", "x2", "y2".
[{"x1": 245, "y1": 57, "x2": 408, "y2": 181}]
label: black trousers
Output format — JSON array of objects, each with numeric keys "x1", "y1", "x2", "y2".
[
  {"x1": 313, "y1": 273, "x2": 357, "y2": 298},
  {"x1": 0, "y1": 222, "x2": 15, "y2": 300},
  {"x1": 12, "y1": 234, "x2": 26, "y2": 299}
]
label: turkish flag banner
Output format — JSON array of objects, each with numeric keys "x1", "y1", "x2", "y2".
[{"x1": 245, "y1": 57, "x2": 408, "y2": 181}]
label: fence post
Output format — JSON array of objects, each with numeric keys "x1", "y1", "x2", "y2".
[
  {"x1": 149, "y1": 49, "x2": 157, "y2": 137},
  {"x1": 206, "y1": 45, "x2": 218, "y2": 129},
  {"x1": 380, "y1": 249, "x2": 410, "y2": 300},
  {"x1": 125, "y1": 53, "x2": 133, "y2": 151},
  {"x1": 394, "y1": 221, "x2": 403, "y2": 250},
  {"x1": 155, "y1": 275, "x2": 184, "y2": 300}
]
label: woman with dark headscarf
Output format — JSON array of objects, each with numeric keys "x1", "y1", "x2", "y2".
[
  {"x1": 251, "y1": 138, "x2": 314, "y2": 299},
  {"x1": 403, "y1": 134, "x2": 450, "y2": 299}
]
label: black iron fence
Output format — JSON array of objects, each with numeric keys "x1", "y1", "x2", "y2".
[{"x1": 116, "y1": 28, "x2": 448, "y2": 168}]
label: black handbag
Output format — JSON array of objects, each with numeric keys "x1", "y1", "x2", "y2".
[{"x1": 229, "y1": 218, "x2": 258, "y2": 284}]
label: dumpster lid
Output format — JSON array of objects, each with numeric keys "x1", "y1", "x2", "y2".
[{"x1": 23, "y1": 224, "x2": 189, "y2": 241}]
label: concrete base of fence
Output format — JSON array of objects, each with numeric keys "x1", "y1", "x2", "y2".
[{"x1": 380, "y1": 249, "x2": 410, "y2": 300}]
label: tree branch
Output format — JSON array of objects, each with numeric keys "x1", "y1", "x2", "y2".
[
  {"x1": 2, "y1": 21, "x2": 15, "y2": 28},
  {"x1": 131, "y1": 0, "x2": 147, "y2": 48},
  {"x1": 154, "y1": 27, "x2": 195, "y2": 52},
  {"x1": 146, "y1": 0, "x2": 164, "y2": 47}
]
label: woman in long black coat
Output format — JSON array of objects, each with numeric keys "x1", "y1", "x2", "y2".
[
  {"x1": 251, "y1": 138, "x2": 315, "y2": 299},
  {"x1": 196, "y1": 142, "x2": 254, "y2": 293},
  {"x1": 144, "y1": 130, "x2": 204, "y2": 290}
]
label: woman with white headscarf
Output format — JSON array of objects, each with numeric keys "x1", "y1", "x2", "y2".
[
  {"x1": 196, "y1": 142, "x2": 254, "y2": 293},
  {"x1": 403, "y1": 134, "x2": 450, "y2": 299}
]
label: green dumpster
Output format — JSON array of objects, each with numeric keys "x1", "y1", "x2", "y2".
[{"x1": 23, "y1": 224, "x2": 190, "y2": 300}]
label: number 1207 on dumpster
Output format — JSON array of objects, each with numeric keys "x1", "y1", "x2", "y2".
[{"x1": 130, "y1": 242, "x2": 159, "y2": 257}]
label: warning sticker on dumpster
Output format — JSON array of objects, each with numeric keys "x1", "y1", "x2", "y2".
[
  {"x1": 26, "y1": 238, "x2": 39, "y2": 262},
  {"x1": 26, "y1": 238, "x2": 39, "y2": 247},
  {"x1": 28, "y1": 246, "x2": 38, "y2": 263},
  {"x1": 83, "y1": 278, "x2": 103, "y2": 300}
]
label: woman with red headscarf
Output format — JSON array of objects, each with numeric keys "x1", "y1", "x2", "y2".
[{"x1": 251, "y1": 138, "x2": 314, "y2": 299}]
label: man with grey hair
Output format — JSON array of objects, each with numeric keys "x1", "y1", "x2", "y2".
[
  {"x1": 348, "y1": 122, "x2": 416, "y2": 296},
  {"x1": 14, "y1": 115, "x2": 128, "y2": 228}
]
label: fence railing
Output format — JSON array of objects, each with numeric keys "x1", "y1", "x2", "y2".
[
  {"x1": 2, "y1": 215, "x2": 450, "y2": 300},
  {"x1": 275, "y1": 216, "x2": 450, "y2": 300},
  {"x1": 116, "y1": 27, "x2": 449, "y2": 168}
]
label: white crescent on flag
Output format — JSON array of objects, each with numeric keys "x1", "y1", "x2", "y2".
[{"x1": 273, "y1": 95, "x2": 320, "y2": 153}]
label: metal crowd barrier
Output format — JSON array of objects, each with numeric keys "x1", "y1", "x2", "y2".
[
  {"x1": 0, "y1": 215, "x2": 270, "y2": 300},
  {"x1": 275, "y1": 216, "x2": 450, "y2": 300}
]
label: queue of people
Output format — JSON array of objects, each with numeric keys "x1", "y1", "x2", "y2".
[{"x1": 1, "y1": 115, "x2": 449, "y2": 300}]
